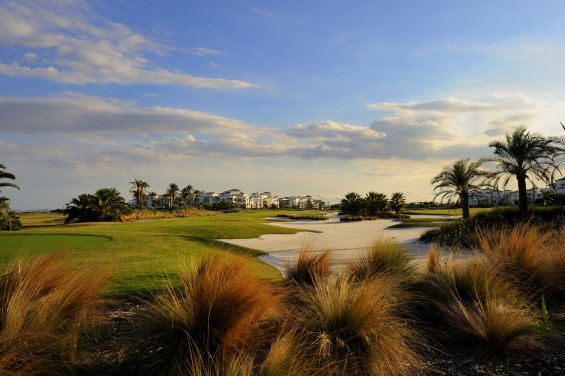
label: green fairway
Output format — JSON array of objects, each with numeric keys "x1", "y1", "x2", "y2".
[{"x1": 0, "y1": 210, "x2": 323, "y2": 297}]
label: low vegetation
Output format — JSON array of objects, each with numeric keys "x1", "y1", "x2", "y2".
[
  {"x1": 0, "y1": 253, "x2": 108, "y2": 375},
  {"x1": 275, "y1": 213, "x2": 329, "y2": 221},
  {"x1": 2, "y1": 211, "x2": 565, "y2": 374}
]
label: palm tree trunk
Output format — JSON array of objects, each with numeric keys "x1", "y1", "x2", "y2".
[
  {"x1": 517, "y1": 173, "x2": 528, "y2": 218},
  {"x1": 461, "y1": 192, "x2": 470, "y2": 220}
]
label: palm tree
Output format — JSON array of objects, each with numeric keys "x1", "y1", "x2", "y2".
[
  {"x1": 484, "y1": 127, "x2": 563, "y2": 217},
  {"x1": 389, "y1": 192, "x2": 407, "y2": 214},
  {"x1": 341, "y1": 192, "x2": 363, "y2": 215},
  {"x1": 147, "y1": 191, "x2": 158, "y2": 207},
  {"x1": 130, "y1": 179, "x2": 149, "y2": 207},
  {"x1": 64, "y1": 188, "x2": 129, "y2": 223},
  {"x1": 0, "y1": 164, "x2": 19, "y2": 194},
  {"x1": 181, "y1": 185, "x2": 193, "y2": 207},
  {"x1": 92, "y1": 188, "x2": 130, "y2": 221},
  {"x1": 165, "y1": 183, "x2": 179, "y2": 208},
  {"x1": 364, "y1": 192, "x2": 388, "y2": 216},
  {"x1": 63, "y1": 193, "x2": 96, "y2": 223},
  {"x1": 431, "y1": 159, "x2": 490, "y2": 220}
]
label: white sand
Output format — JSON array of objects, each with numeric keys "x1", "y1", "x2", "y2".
[{"x1": 219, "y1": 213, "x2": 440, "y2": 271}]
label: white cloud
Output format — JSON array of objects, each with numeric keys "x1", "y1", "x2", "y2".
[{"x1": 0, "y1": 0, "x2": 256, "y2": 88}]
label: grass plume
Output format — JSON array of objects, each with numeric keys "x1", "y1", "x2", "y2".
[{"x1": 0, "y1": 252, "x2": 109, "y2": 376}]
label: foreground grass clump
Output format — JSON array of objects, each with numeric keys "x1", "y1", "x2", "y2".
[
  {"x1": 348, "y1": 238, "x2": 415, "y2": 282},
  {"x1": 283, "y1": 246, "x2": 332, "y2": 288},
  {"x1": 291, "y1": 277, "x2": 424, "y2": 375},
  {"x1": 0, "y1": 253, "x2": 109, "y2": 376},
  {"x1": 419, "y1": 253, "x2": 544, "y2": 354},
  {"x1": 143, "y1": 256, "x2": 285, "y2": 376}
]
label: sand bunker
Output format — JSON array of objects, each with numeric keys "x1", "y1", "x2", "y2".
[{"x1": 219, "y1": 213, "x2": 435, "y2": 270}]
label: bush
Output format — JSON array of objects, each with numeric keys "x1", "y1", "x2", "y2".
[
  {"x1": 348, "y1": 238, "x2": 415, "y2": 282},
  {"x1": 143, "y1": 256, "x2": 284, "y2": 376},
  {"x1": 0, "y1": 253, "x2": 109, "y2": 376},
  {"x1": 0, "y1": 208, "x2": 21, "y2": 230},
  {"x1": 417, "y1": 255, "x2": 544, "y2": 354},
  {"x1": 289, "y1": 277, "x2": 424, "y2": 375}
]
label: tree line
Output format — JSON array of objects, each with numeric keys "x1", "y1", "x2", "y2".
[
  {"x1": 431, "y1": 126, "x2": 565, "y2": 219},
  {"x1": 340, "y1": 191, "x2": 407, "y2": 216}
]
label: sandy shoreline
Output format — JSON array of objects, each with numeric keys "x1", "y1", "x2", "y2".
[{"x1": 219, "y1": 212, "x2": 437, "y2": 270}]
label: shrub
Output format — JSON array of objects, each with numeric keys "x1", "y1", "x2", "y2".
[
  {"x1": 283, "y1": 247, "x2": 332, "y2": 288},
  {"x1": 289, "y1": 277, "x2": 424, "y2": 375},
  {"x1": 0, "y1": 208, "x2": 21, "y2": 230},
  {"x1": 419, "y1": 257, "x2": 544, "y2": 353},
  {"x1": 0, "y1": 253, "x2": 109, "y2": 376},
  {"x1": 348, "y1": 238, "x2": 415, "y2": 282},
  {"x1": 143, "y1": 256, "x2": 284, "y2": 376}
]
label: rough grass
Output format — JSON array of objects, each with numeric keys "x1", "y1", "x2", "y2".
[
  {"x1": 347, "y1": 238, "x2": 416, "y2": 282},
  {"x1": 0, "y1": 252, "x2": 109, "y2": 376},
  {"x1": 121, "y1": 208, "x2": 218, "y2": 221},
  {"x1": 142, "y1": 256, "x2": 285, "y2": 376},
  {"x1": 283, "y1": 245, "x2": 332, "y2": 288},
  {"x1": 418, "y1": 254, "x2": 544, "y2": 354},
  {"x1": 290, "y1": 277, "x2": 425, "y2": 375}
]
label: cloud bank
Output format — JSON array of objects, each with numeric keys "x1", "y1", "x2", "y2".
[{"x1": 0, "y1": 0, "x2": 256, "y2": 88}]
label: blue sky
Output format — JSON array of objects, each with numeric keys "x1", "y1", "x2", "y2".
[{"x1": 2, "y1": 0, "x2": 565, "y2": 209}]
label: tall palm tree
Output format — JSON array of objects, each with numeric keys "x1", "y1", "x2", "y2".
[
  {"x1": 0, "y1": 164, "x2": 19, "y2": 194},
  {"x1": 484, "y1": 127, "x2": 563, "y2": 217},
  {"x1": 389, "y1": 192, "x2": 407, "y2": 214},
  {"x1": 165, "y1": 183, "x2": 179, "y2": 208},
  {"x1": 130, "y1": 179, "x2": 149, "y2": 207},
  {"x1": 364, "y1": 192, "x2": 388, "y2": 216},
  {"x1": 431, "y1": 159, "x2": 490, "y2": 220},
  {"x1": 181, "y1": 185, "x2": 193, "y2": 207}
]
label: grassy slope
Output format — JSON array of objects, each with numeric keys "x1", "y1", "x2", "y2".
[{"x1": 0, "y1": 210, "x2": 321, "y2": 298}]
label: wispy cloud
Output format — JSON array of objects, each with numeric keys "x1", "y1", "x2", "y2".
[{"x1": 0, "y1": 0, "x2": 256, "y2": 88}]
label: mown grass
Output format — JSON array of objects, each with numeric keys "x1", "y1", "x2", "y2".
[{"x1": 1, "y1": 210, "x2": 321, "y2": 297}]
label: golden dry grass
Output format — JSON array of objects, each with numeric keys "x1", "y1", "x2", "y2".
[
  {"x1": 0, "y1": 252, "x2": 109, "y2": 376},
  {"x1": 144, "y1": 256, "x2": 285, "y2": 376},
  {"x1": 283, "y1": 244, "x2": 332, "y2": 288},
  {"x1": 347, "y1": 238, "x2": 416, "y2": 282},
  {"x1": 290, "y1": 276, "x2": 425, "y2": 375}
]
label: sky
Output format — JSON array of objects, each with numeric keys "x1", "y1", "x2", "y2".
[{"x1": 2, "y1": 0, "x2": 565, "y2": 210}]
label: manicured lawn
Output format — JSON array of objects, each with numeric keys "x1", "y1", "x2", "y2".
[{"x1": 0, "y1": 210, "x2": 321, "y2": 298}]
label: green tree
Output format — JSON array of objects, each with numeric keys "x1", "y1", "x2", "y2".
[
  {"x1": 147, "y1": 191, "x2": 158, "y2": 207},
  {"x1": 341, "y1": 192, "x2": 363, "y2": 215},
  {"x1": 484, "y1": 127, "x2": 563, "y2": 217},
  {"x1": 0, "y1": 164, "x2": 22, "y2": 231},
  {"x1": 130, "y1": 179, "x2": 149, "y2": 207},
  {"x1": 181, "y1": 185, "x2": 193, "y2": 206},
  {"x1": 364, "y1": 192, "x2": 388, "y2": 215},
  {"x1": 431, "y1": 159, "x2": 490, "y2": 220},
  {"x1": 165, "y1": 183, "x2": 179, "y2": 208},
  {"x1": 92, "y1": 188, "x2": 130, "y2": 221},
  {"x1": 64, "y1": 188, "x2": 129, "y2": 223},
  {"x1": 63, "y1": 193, "x2": 96, "y2": 223},
  {"x1": 389, "y1": 192, "x2": 407, "y2": 214}
]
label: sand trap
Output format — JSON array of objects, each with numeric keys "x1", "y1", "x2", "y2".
[{"x1": 219, "y1": 212, "x2": 437, "y2": 270}]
